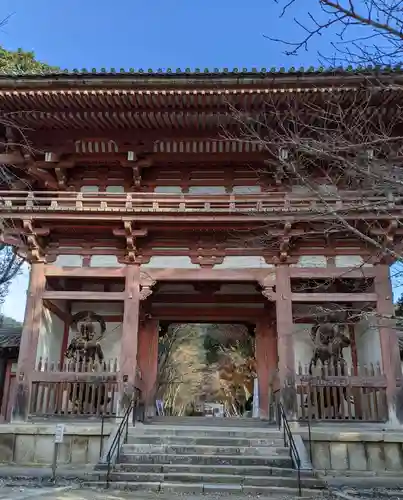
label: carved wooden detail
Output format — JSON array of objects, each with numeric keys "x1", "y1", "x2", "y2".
[{"x1": 22, "y1": 219, "x2": 46, "y2": 262}]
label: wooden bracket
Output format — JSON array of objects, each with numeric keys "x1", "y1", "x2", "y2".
[
  {"x1": 125, "y1": 151, "x2": 153, "y2": 188},
  {"x1": 114, "y1": 221, "x2": 148, "y2": 263},
  {"x1": 139, "y1": 271, "x2": 156, "y2": 301},
  {"x1": 22, "y1": 219, "x2": 45, "y2": 262},
  {"x1": 279, "y1": 221, "x2": 292, "y2": 262}
]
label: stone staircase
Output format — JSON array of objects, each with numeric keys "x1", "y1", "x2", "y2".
[{"x1": 99, "y1": 417, "x2": 323, "y2": 495}]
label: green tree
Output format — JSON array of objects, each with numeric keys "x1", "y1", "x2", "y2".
[
  {"x1": 0, "y1": 46, "x2": 58, "y2": 312},
  {"x1": 0, "y1": 46, "x2": 58, "y2": 73}
]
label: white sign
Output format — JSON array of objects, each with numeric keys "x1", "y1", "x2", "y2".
[
  {"x1": 252, "y1": 377, "x2": 260, "y2": 418},
  {"x1": 54, "y1": 424, "x2": 65, "y2": 444}
]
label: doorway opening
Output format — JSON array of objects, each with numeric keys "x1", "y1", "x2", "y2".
[{"x1": 156, "y1": 322, "x2": 256, "y2": 417}]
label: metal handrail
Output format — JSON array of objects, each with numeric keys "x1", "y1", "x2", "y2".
[
  {"x1": 105, "y1": 389, "x2": 142, "y2": 488},
  {"x1": 276, "y1": 401, "x2": 302, "y2": 497}
]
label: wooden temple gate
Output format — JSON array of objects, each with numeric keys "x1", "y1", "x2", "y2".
[{"x1": 0, "y1": 69, "x2": 400, "y2": 424}]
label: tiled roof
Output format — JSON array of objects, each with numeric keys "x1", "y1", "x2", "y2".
[
  {"x1": 0, "y1": 65, "x2": 403, "y2": 78},
  {"x1": 0, "y1": 327, "x2": 21, "y2": 349}
]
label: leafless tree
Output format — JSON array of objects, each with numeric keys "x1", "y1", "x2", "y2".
[
  {"x1": 156, "y1": 324, "x2": 206, "y2": 415},
  {"x1": 270, "y1": 0, "x2": 403, "y2": 65}
]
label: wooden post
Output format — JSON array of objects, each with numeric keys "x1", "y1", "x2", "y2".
[
  {"x1": 374, "y1": 264, "x2": 401, "y2": 416},
  {"x1": 119, "y1": 265, "x2": 141, "y2": 404},
  {"x1": 137, "y1": 318, "x2": 159, "y2": 416},
  {"x1": 12, "y1": 261, "x2": 46, "y2": 421},
  {"x1": 255, "y1": 317, "x2": 277, "y2": 418},
  {"x1": 275, "y1": 264, "x2": 296, "y2": 416}
]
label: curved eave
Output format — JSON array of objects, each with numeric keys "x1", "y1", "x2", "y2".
[{"x1": 0, "y1": 85, "x2": 360, "y2": 113}]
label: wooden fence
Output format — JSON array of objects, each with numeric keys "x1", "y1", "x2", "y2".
[
  {"x1": 295, "y1": 362, "x2": 388, "y2": 422},
  {"x1": 29, "y1": 358, "x2": 119, "y2": 417}
]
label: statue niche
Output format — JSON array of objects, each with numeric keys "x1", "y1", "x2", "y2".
[
  {"x1": 65, "y1": 311, "x2": 111, "y2": 414},
  {"x1": 307, "y1": 321, "x2": 352, "y2": 419}
]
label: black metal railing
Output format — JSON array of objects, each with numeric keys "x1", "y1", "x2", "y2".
[
  {"x1": 105, "y1": 389, "x2": 142, "y2": 488},
  {"x1": 276, "y1": 401, "x2": 302, "y2": 497}
]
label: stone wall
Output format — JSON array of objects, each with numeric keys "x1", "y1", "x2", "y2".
[
  {"x1": 301, "y1": 428, "x2": 403, "y2": 475},
  {"x1": 0, "y1": 423, "x2": 114, "y2": 466}
]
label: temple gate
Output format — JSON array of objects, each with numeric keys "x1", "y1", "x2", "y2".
[{"x1": 0, "y1": 68, "x2": 399, "y2": 424}]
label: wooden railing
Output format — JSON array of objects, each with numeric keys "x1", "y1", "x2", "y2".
[
  {"x1": 295, "y1": 362, "x2": 388, "y2": 422},
  {"x1": 0, "y1": 190, "x2": 399, "y2": 215},
  {"x1": 30, "y1": 358, "x2": 119, "y2": 418}
]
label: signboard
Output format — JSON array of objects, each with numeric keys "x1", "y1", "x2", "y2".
[
  {"x1": 252, "y1": 377, "x2": 259, "y2": 418},
  {"x1": 54, "y1": 424, "x2": 65, "y2": 444}
]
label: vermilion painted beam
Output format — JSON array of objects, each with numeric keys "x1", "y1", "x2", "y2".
[
  {"x1": 43, "y1": 299, "x2": 72, "y2": 323},
  {"x1": 291, "y1": 292, "x2": 377, "y2": 302},
  {"x1": 4, "y1": 212, "x2": 401, "y2": 223},
  {"x1": 45, "y1": 266, "x2": 127, "y2": 278},
  {"x1": 152, "y1": 294, "x2": 263, "y2": 304},
  {"x1": 149, "y1": 307, "x2": 263, "y2": 321},
  {"x1": 42, "y1": 291, "x2": 125, "y2": 301},
  {"x1": 289, "y1": 267, "x2": 376, "y2": 278},
  {"x1": 144, "y1": 268, "x2": 276, "y2": 283},
  {"x1": 0, "y1": 153, "x2": 24, "y2": 165}
]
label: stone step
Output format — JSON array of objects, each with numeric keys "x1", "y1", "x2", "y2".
[
  {"x1": 107, "y1": 471, "x2": 323, "y2": 489},
  {"x1": 121, "y1": 443, "x2": 289, "y2": 456},
  {"x1": 147, "y1": 416, "x2": 275, "y2": 428},
  {"x1": 119, "y1": 452, "x2": 292, "y2": 467},
  {"x1": 130, "y1": 425, "x2": 282, "y2": 439},
  {"x1": 115, "y1": 463, "x2": 308, "y2": 477},
  {"x1": 127, "y1": 434, "x2": 285, "y2": 447},
  {"x1": 86, "y1": 480, "x2": 320, "y2": 497}
]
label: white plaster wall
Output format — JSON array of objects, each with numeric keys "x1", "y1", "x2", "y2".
[
  {"x1": 36, "y1": 309, "x2": 65, "y2": 367},
  {"x1": 188, "y1": 186, "x2": 226, "y2": 194},
  {"x1": 106, "y1": 185, "x2": 124, "y2": 193},
  {"x1": 68, "y1": 302, "x2": 124, "y2": 369},
  {"x1": 54, "y1": 255, "x2": 83, "y2": 267},
  {"x1": 89, "y1": 255, "x2": 123, "y2": 267},
  {"x1": 154, "y1": 186, "x2": 182, "y2": 194},
  {"x1": 214, "y1": 256, "x2": 273, "y2": 269},
  {"x1": 142, "y1": 256, "x2": 199, "y2": 269},
  {"x1": 293, "y1": 323, "x2": 353, "y2": 372},
  {"x1": 335, "y1": 255, "x2": 373, "y2": 267},
  {"x1": 291, "y1": 256, "x2": 327, "y2": 268},
  {"x1": 355, "y1": 317, "x2": 382, "y2": 367},
  {"x1": 232, "y1": 186, "x2": 261, "y2": 194},
  {"x1": 80, "y1": 186, "x2": 99, "y2": 193}
]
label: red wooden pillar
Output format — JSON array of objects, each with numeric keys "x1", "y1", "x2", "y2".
[
  {"x1": 275, "y1": 264, "x2": 295, "y2": 400},
  {"x1": 137, "y1": 318, "x2": 159, "y2": 414},
  {"x1": 374, "y1": 264, "x2": 401, "y2": 416},
  {"x1": 12, "y1": 261, "x2": 46, "y2": 421},
  {"x1": 120, "y1": 265, "x2": 141, "y2": 390},
  {"x1": 255, "y1": 317, "x2": 277, "y2": 417}
]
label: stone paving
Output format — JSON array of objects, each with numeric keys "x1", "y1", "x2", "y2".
[{"x1": 0, "y1": 485, "x2": 330, "y2": 500}]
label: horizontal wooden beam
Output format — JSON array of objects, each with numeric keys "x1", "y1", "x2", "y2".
[
  {"x1": 42, "y1": 290, "x2": 125, "y2": 301},
  {"x1": 30, "y1": 372, "x2": 118, "y2": 383},
  {"x1": 144, "y1": 268, "x2": 276, "y2": 284},
  {"x1": 289, "y1": 267, "x2": 376, "y2": 279},
  {"x1": 291, "y1": 292, "x2": 377, "y2": 302},
  {"x1": 152, "y1": 293, "x2": 263, "y2": 304},
  {"x1": 43, "y1": 299, "x2": 72, "y2": 323},
  {"x1": 149, "y1": 306, "x2": 263, "y2": 321},
  {"x1": 4, "y1": 212, "x2": 401, "y2": 224},
  {"x1": 45, "y1": 265, "x2": 127, "y2": 278},
  {"x1": 0, "y1": 152, "x2": 24, "y2": 165}
]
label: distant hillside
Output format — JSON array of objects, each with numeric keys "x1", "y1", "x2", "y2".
[{"x1": 0, "y1": 316, "x2": 22, "y2": 328}]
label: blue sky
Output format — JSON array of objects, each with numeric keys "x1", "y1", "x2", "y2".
[
  {"x1": 1, "y1": 0, "x2": 329, "y2": 71},
  {"x1": 0, "y1": 1, "x2": 400, "y2": 321}
]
